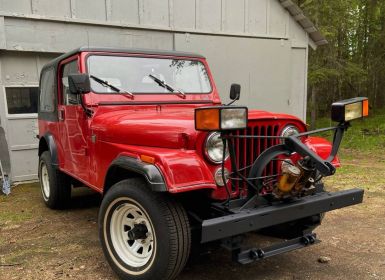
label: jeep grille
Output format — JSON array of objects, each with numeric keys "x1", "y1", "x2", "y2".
[{"x1": 232, "y1": 121, "x2": 281, "y2": 194}]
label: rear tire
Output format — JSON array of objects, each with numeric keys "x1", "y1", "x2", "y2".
[
  {"x1": 39, "y1": 151, "x2": 71, "y2": 209},
  {"x1": 99, "y1": 179, "x2": 191, "y2": 280}
]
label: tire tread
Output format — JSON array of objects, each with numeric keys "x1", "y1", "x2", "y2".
[
  {"x1": 99, "y1": 178, "x2": 191, "y2": 280},
  {"x1": 39, "y1": 151, "x2": 71, "y2": 209}
]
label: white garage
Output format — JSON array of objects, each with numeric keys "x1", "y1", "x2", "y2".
[{"x1": 0, "y1": 0, "x2": 326, "y2": 182}]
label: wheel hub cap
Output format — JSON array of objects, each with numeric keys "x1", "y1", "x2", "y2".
[
  {"x1": 110, "y1": 202, "x2": 155, "y2": 268},
  {"x1": 127, "y1": 223, "x2": 148, "y2": 240}
]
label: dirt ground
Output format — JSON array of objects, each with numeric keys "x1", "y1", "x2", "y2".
[{"x1": 1, "y1": 151, "x2": 385, "y2": 280}]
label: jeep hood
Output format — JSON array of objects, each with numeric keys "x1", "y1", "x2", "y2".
[
  {"x1": 91, "y1": 106, "x2": 304, "y2": 149},
  {"x1": 91, "y1": 107, "x2": 199, "y2": 149}
]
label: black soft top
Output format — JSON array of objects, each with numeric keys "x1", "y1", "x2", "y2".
[{"x1": 41, "y1": 46, "x2": 205, "y2": 72}]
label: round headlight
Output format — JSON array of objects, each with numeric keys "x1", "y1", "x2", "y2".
[
  {"x1": 281, "y1": 125, "x2": 300, "y2": 138},
  {"x1": 205, "y1": 132, "x2": 229, "y2": 164},
  {"x1": 214, "y1": 167, "x2": 230, "y2": 186},
  {"x1": 280, "y1": 125, "x2": 300, "y2": 143}
]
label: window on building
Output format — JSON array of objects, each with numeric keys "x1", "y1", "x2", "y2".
[
  {"x1": 40, "y1": 68, "x2": 55, "y2": 112},
  {"x1": 6, "y1": 87, "x2": 38, "y2": 114},
  {"x1": 62, "y1": 60, "x2": 79, "y2": 105}
]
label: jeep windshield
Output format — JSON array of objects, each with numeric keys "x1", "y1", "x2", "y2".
[{"x1": 87, "y1": 55, "x2": 212, "y2": 94}]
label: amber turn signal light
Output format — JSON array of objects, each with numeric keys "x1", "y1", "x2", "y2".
[
  {"x1": 140, "y1": 155, "x2": 156, "y2": 164},
  {"x1": 362, "y1": 99, "x2": 369, "y2": 117},
  {"x1": 195, "y1": 106, "x2": 248, "y2": 131},
  {"x1": 195, "y1": 108, "x2": 220, "y2": 131},
  {"x1": 331, "y1": 97, "x2": 369, "y2": 122}
]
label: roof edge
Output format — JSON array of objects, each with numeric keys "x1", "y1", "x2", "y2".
[{"x1": 279, "y1": 0, "x2": 328, "y2": 46}]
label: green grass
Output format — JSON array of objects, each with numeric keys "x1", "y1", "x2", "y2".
[
  {"x1": 0, "y1": 184, "x2": 37, "y2": 224},
  {"x1": 312, "y1": 110, "x2": 385, "y2": 154},
  {"x1": 314, "y1": 110, "x2": 385, "y2": 193}
]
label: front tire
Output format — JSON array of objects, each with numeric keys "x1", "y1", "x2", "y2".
[
  {"x1": 99, "y1": 179, "x2": 191, "y2": 280},
  {"x1": 39, "y1": 151, "x2": 71, "y2": 209}
]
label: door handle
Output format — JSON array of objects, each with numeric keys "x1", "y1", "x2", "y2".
[{"x1": 58, "y1": 109, "x2": 65, "y2": 121}]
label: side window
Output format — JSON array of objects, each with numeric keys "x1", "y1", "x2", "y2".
[
  {"x1": 62, "y1": 60, "x2": 79, "y2": 105},
  {"x1": 40, "y1": 68, "x2": 55, "y2": 112}
]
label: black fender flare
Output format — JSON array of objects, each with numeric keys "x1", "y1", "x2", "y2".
[
  {"x1": 105, "y1": 156, "x2": 167, "y2": 193},
  {"x1": 39, "y1": 133, "x2": 59, "y2": 167}
]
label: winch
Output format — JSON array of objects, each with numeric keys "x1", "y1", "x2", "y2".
[{"x1": 274, "y1": 157, "x2": 317, "y2": 199}]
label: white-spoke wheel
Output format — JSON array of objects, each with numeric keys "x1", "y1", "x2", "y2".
[
  {"x1": 109, "y1": 199, "x2": 156, "y2": 271},
  {"x1": 40, "y1": 162, "x2": 50, "y2": 200},
  {"x1": 99, "y1": 179, "x2": 191, "y2": 280},
  {"x1": 38, "y1": 151, "x2": 71, "y2": 209}
]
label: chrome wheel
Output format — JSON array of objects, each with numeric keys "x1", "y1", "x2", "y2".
[
  {"x1": 109, "y1": 199, "x2": 156, "y2": 272},
  {"x1": 40, "y1": 162, "x2": 50, "y2": 200}
]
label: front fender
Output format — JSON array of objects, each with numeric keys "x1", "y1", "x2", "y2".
[
  {"x1": 303, "y1": 137, "x2": 341, "y2": 168},
  {"x1": 155, "y1": 150, "x2": 217, "y2": 193},
  {"x1": 99, "y1": 142, "x2": 217, "y2": 194}
]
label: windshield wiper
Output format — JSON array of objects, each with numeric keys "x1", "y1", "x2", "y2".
[
  {"x1": 90, "y1": 75, "x2": 134, "y2": 99},
  {"x1": 148, "y1": 74, "x2": 186, "y2": 99}
]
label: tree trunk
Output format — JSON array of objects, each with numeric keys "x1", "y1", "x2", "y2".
[{"x1": 310, "y1": 86, "x2": 317, "y2": 130}]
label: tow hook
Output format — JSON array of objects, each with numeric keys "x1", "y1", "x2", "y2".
[
  {"x1": 249, "y1": 249, "x2": 265, "y2": 260},
  {"x1": 301, "y1": 234, "x2": 316, "y2": 245},
  {"x1": 236, "y1": 233, "x2": 319, "y2": 264}
]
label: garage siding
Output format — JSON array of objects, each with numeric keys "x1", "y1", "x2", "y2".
[
  {"x1": 0, "y1": 0, "x2": 311, "y2": 182},
  {"x1": 0, "y1": 53, "x2": 57, "y2": 181}
]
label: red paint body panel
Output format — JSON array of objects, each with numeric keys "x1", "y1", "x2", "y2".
[
  {"x1": 38, "y1": 49, "x2": 340, "y2": 200},
  {"x1": 303, "y1": 137, "x2": 341, "y2": 167}
]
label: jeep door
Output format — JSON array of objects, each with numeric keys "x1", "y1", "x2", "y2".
[{"x1": 57, "y1": 57, "x2": 90, "y2": 182}]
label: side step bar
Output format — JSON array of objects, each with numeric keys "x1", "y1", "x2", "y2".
[
  {"x1": 235, "y1": 233, "x2": 319, "y2": 264},
  {"x1": 202, "y1": 188, "x2": 364, "y2": 243}
]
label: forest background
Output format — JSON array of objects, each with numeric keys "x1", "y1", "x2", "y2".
[{"x1": 298, "y1": 0, "x2": 385, "y2": 126}]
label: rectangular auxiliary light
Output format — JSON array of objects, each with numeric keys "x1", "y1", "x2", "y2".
[
  {"x1": 331, "y1": 97, "x2": 369, "y2": 122},
  {"x1": 195, "y1": 106, "x2": 248, "y2": 131}
]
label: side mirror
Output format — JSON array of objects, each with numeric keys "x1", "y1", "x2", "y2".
[
  {"x1": 68, "y1": 74, "x2": 91, "y2": 94},
  {"x1": 230, "y1": 84, "x2": 241, "y2": 101}
]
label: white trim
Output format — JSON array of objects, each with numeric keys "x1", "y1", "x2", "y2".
[
  {"x1": 105, "y1": 0, "x2": 112, "y2": 21},
  {"x1": 278, "y1": 0, "x2": 327, "y2": 46},
  {"x1": 0, "y1": 63, "x2": 7, "y2": 135},
  {"x1": 221, "y1": 0, "x2": 226, "y2": 32},
  {"x1": 11, "y1": 174, "x2": 38, "y2": 182},
  {"x1": 4, "y1": 84, "x2": 39, "y2": 87},
  {"x1": 138, "y1": 0, "x2": 144, "y2": 25},
  {"x1": 70, "y1": 0, "x2": 76, "y2": 19},
  {"x1": 266, "y1": 0, "x2": 270, "y2": 34},
  {"x1": 13, "y1": 179, "x2": 39, "y2": 186},
  {"x1": 244, "y1": 0, "x2": 249, "y2": 33},
  {"x1": 0, "y1": 11, "x2": 290, "y2": 42},
  {"x1": 3, "y1": 85, "x2": 39, "y2": 119},
  {"x1": 285, "y1": 10, "x2": 290, "y2": 38},
  {"x1": 168, "y1": 0, "x2": 174, "y2": 29},
  {"x1": 6, "y1": 114, "x2": 38, "y2": 120},
  {"x1": 10, "y1": 144, "x2": 38, "y2": 151},
  {"x1": 0, "y1": 16, "x2": 6, "y2": 50},
  {"x1": 308, "y1": 38, "x2": 317, "y2": 50}
]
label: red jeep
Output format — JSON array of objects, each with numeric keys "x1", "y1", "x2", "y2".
[{"x1": 38, "y1": 47, "x2": 367, "y2": 280}]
